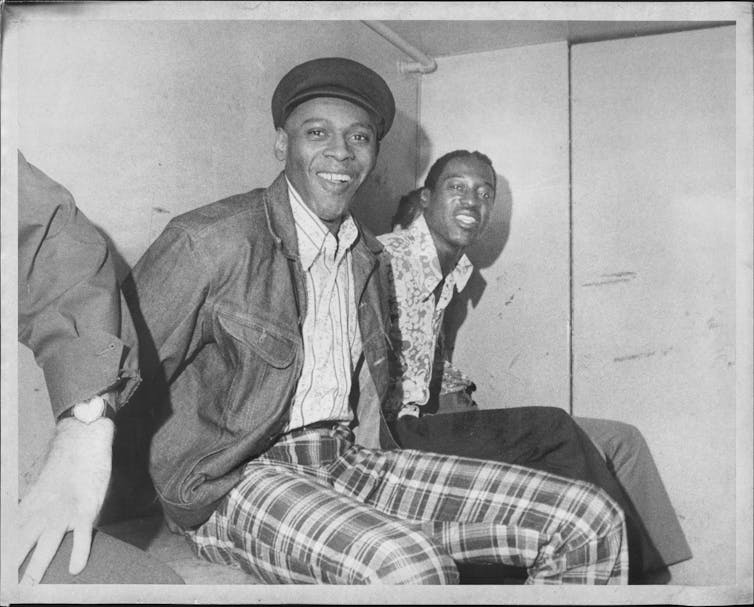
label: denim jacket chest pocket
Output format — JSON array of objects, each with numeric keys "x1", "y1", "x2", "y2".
[{"x1": 215, "y1": 308, "x2": 300, "y2": 432}]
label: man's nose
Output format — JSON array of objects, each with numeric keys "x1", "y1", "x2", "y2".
[
  {"x1": 325, "y1": 134, "x2": 354, "y2": 161},
  {"x1": 460, "y1": 192, "x2": 480, "y2": 207}
]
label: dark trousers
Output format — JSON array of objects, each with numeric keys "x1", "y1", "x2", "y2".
[{"x1": 390, "y1": 406, "x2": 664, "y2": 583}]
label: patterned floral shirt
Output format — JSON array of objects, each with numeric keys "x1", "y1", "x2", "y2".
[
  {"x1": 378, "y1": 214, "x2": 475, "y2": 418},
  {"x1": 285, "y1": 180, "x2": 361, "y2": 432}
]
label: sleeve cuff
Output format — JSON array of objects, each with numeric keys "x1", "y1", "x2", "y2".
[{"x1": 41, "y1": 330, "x2": 141, "y2": 418}]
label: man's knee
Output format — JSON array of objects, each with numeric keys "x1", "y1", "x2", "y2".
[
  {"x1": 577, "y1": 417, "x2": 649, "y2": 462},
  {"x1": 579, "y1": 483, "x2": 626, "y2": 540},
  {"x1": 525, "y1": 406, "x2": 572, "y2": 427},
  {"x1": 599, "y1": 420, "x2": 648, "y2": 463},
  {"x1": 539, "y1": 406, "x2": 570, "y2": 418},
  {"x1": 612, "y1": 421, "x2": 646, "y2": 450},
  {"x1": 362, "y1": 536, "x2": 458, "y2": 584},
  {"x1": 529, "y1": 406, "x2": 583, "y2": 438}
]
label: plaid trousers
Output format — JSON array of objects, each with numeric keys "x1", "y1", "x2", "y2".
[{"x1": 187, "y1": 424, "x2": 628, "y2": 584}]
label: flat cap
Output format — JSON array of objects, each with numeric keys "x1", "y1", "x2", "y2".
[{"x1": 272, "y1": 57, "x2": 396, "y2": 140}]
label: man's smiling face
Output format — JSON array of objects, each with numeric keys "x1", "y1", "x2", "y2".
[
  {"x1": 421, "y1": 155, "x2": 496, "y2": 266},
  {"x1": 275, "y1": 96, "x2": 378, "y2": 232}
]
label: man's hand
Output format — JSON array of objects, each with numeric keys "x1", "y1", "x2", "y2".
[{"x1": 18, "y1": 416, "x2": 114, "y2": 585}]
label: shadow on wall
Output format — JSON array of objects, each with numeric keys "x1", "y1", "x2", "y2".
[
  {"x1": 97, "y1": 226, "x2": 164, "y2": 523},
  {"x1": 443, "y1": 172, "x2": 513, "y2": 360},
  {"x1": 352, "y1": 110, "x2": 429, "y2": 236},
  {"x1": 354, "y1": 167, "x2": 392, "y2": 235}
]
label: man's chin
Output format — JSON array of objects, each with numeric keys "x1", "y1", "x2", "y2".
[
  {"x1": 453, "y1": 231, "x2": 480, "y2": 248},
  {"x1": 315, "y1": 207, "x2": 350, "y2": 226},
  {"x1": 318, "y1": 199, "x2": 354, "y2": 219}
]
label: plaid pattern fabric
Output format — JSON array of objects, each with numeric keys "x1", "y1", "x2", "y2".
[{"x1": 188, "y1": 425, "x2": 628, "y2": 585}]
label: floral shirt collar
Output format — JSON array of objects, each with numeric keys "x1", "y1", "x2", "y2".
[{"x1": 392, "y1": 214, "x2": 473, "y2": 301}]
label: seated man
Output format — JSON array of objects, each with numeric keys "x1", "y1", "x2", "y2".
[
  {"x1": 121, "y1": 57, "x2": 628, "y2": 584},
  {"x1": 379, "y1": 149, "x2": 691, "y2": 583},
  {"x1": 17, "y1": 152, "x2": 183, "y2": 585}
]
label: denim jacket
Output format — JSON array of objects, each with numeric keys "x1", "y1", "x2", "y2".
[{"x1": 124, "y1": 172, "x2": 397, "y2": 528}]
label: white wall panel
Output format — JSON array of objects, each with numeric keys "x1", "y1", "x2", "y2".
[{"x1": 571, "y1": 27, "x2": 736, "y2": 584}]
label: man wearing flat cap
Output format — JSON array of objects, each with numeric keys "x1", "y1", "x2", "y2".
[{"x1": 122, "y1": 57, "x2": 628, "y2": 584}]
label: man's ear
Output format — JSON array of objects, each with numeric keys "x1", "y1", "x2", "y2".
[
  {"x1": 274, "y1": 128, "x2": 288, "y2": 162},
  {"x1": 419, "y1": 187, "x2": 431, "y2": 209}
]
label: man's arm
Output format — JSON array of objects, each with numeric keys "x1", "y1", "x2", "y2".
[
  {"x1": 18, "y1": 153, "x2": 140, "y2": 415},
  {"x1": 17, "y1": 153, "x2": 139, "y2": 584}
]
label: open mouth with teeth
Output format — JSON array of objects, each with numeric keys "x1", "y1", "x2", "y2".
[
  {"x1": 454, "y1": 213, "x2": 480, "y2": 228},
  {"x1": 317, "y1": 172, "x2": 353, "y2": 185}
]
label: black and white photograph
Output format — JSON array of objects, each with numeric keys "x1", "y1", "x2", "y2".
[{"x1": 1, "y1": 1, "x2": 752, "y2": 604}]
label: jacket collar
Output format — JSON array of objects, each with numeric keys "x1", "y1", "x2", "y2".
[{"x1": 263, "y1": 170, "x2": 384, "y2": 260}]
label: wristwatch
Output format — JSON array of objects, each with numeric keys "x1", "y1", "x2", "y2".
[
  {"x1": 397, "y1": 403, "x2": 421, "y2": 419},
  {"x1": 59, "y1": 394, "x2": 115, "y2": 424}
]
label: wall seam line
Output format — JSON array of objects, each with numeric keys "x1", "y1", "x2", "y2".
[{"x1": 567, "y1": 41, "x2": 575, "y2": 418}]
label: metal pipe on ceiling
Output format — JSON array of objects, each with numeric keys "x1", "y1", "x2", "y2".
[{"x1": 362, "y1": 20, "x2": 437, "y2": 74}]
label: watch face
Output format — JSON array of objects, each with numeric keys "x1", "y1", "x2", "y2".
[{"x1": 73, "y1": 396, "x2": 106, "y2": 423}]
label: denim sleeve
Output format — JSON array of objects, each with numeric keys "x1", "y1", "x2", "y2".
[{"x1": 18, "y1": 153, "x2": 140, "y2": 418}]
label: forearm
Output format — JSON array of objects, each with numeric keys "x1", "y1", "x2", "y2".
[
  {"x1": 34, "y1": 404, "x2": 115, "y2": 510},
  {"x1": 48, "y1": 416, "x2": 115, "y2": 480},
  {"x1": 17, "y1": 154, "x2": 127, "y2": 582}
]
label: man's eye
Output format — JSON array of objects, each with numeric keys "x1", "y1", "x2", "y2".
[
  {"x1": 479, "y1": 190, "x2": 493, "y2": 200},
  {"x1": 352, "y1": 133, "x2": 371, "y2": 143},
  {"x1": 308, "y1": 129, "x2": 325, "y2": 137},
  {"x1": 451, "y1": 183, "x2": 464, "y2": 191}
]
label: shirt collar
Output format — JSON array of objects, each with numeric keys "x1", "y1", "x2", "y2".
[
  {"x1": 287, "y1": 178, "x2": 358, "y2": 271},
  {"x1": 404, "y1": 213, "x2": 474, "y2": 298}
]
